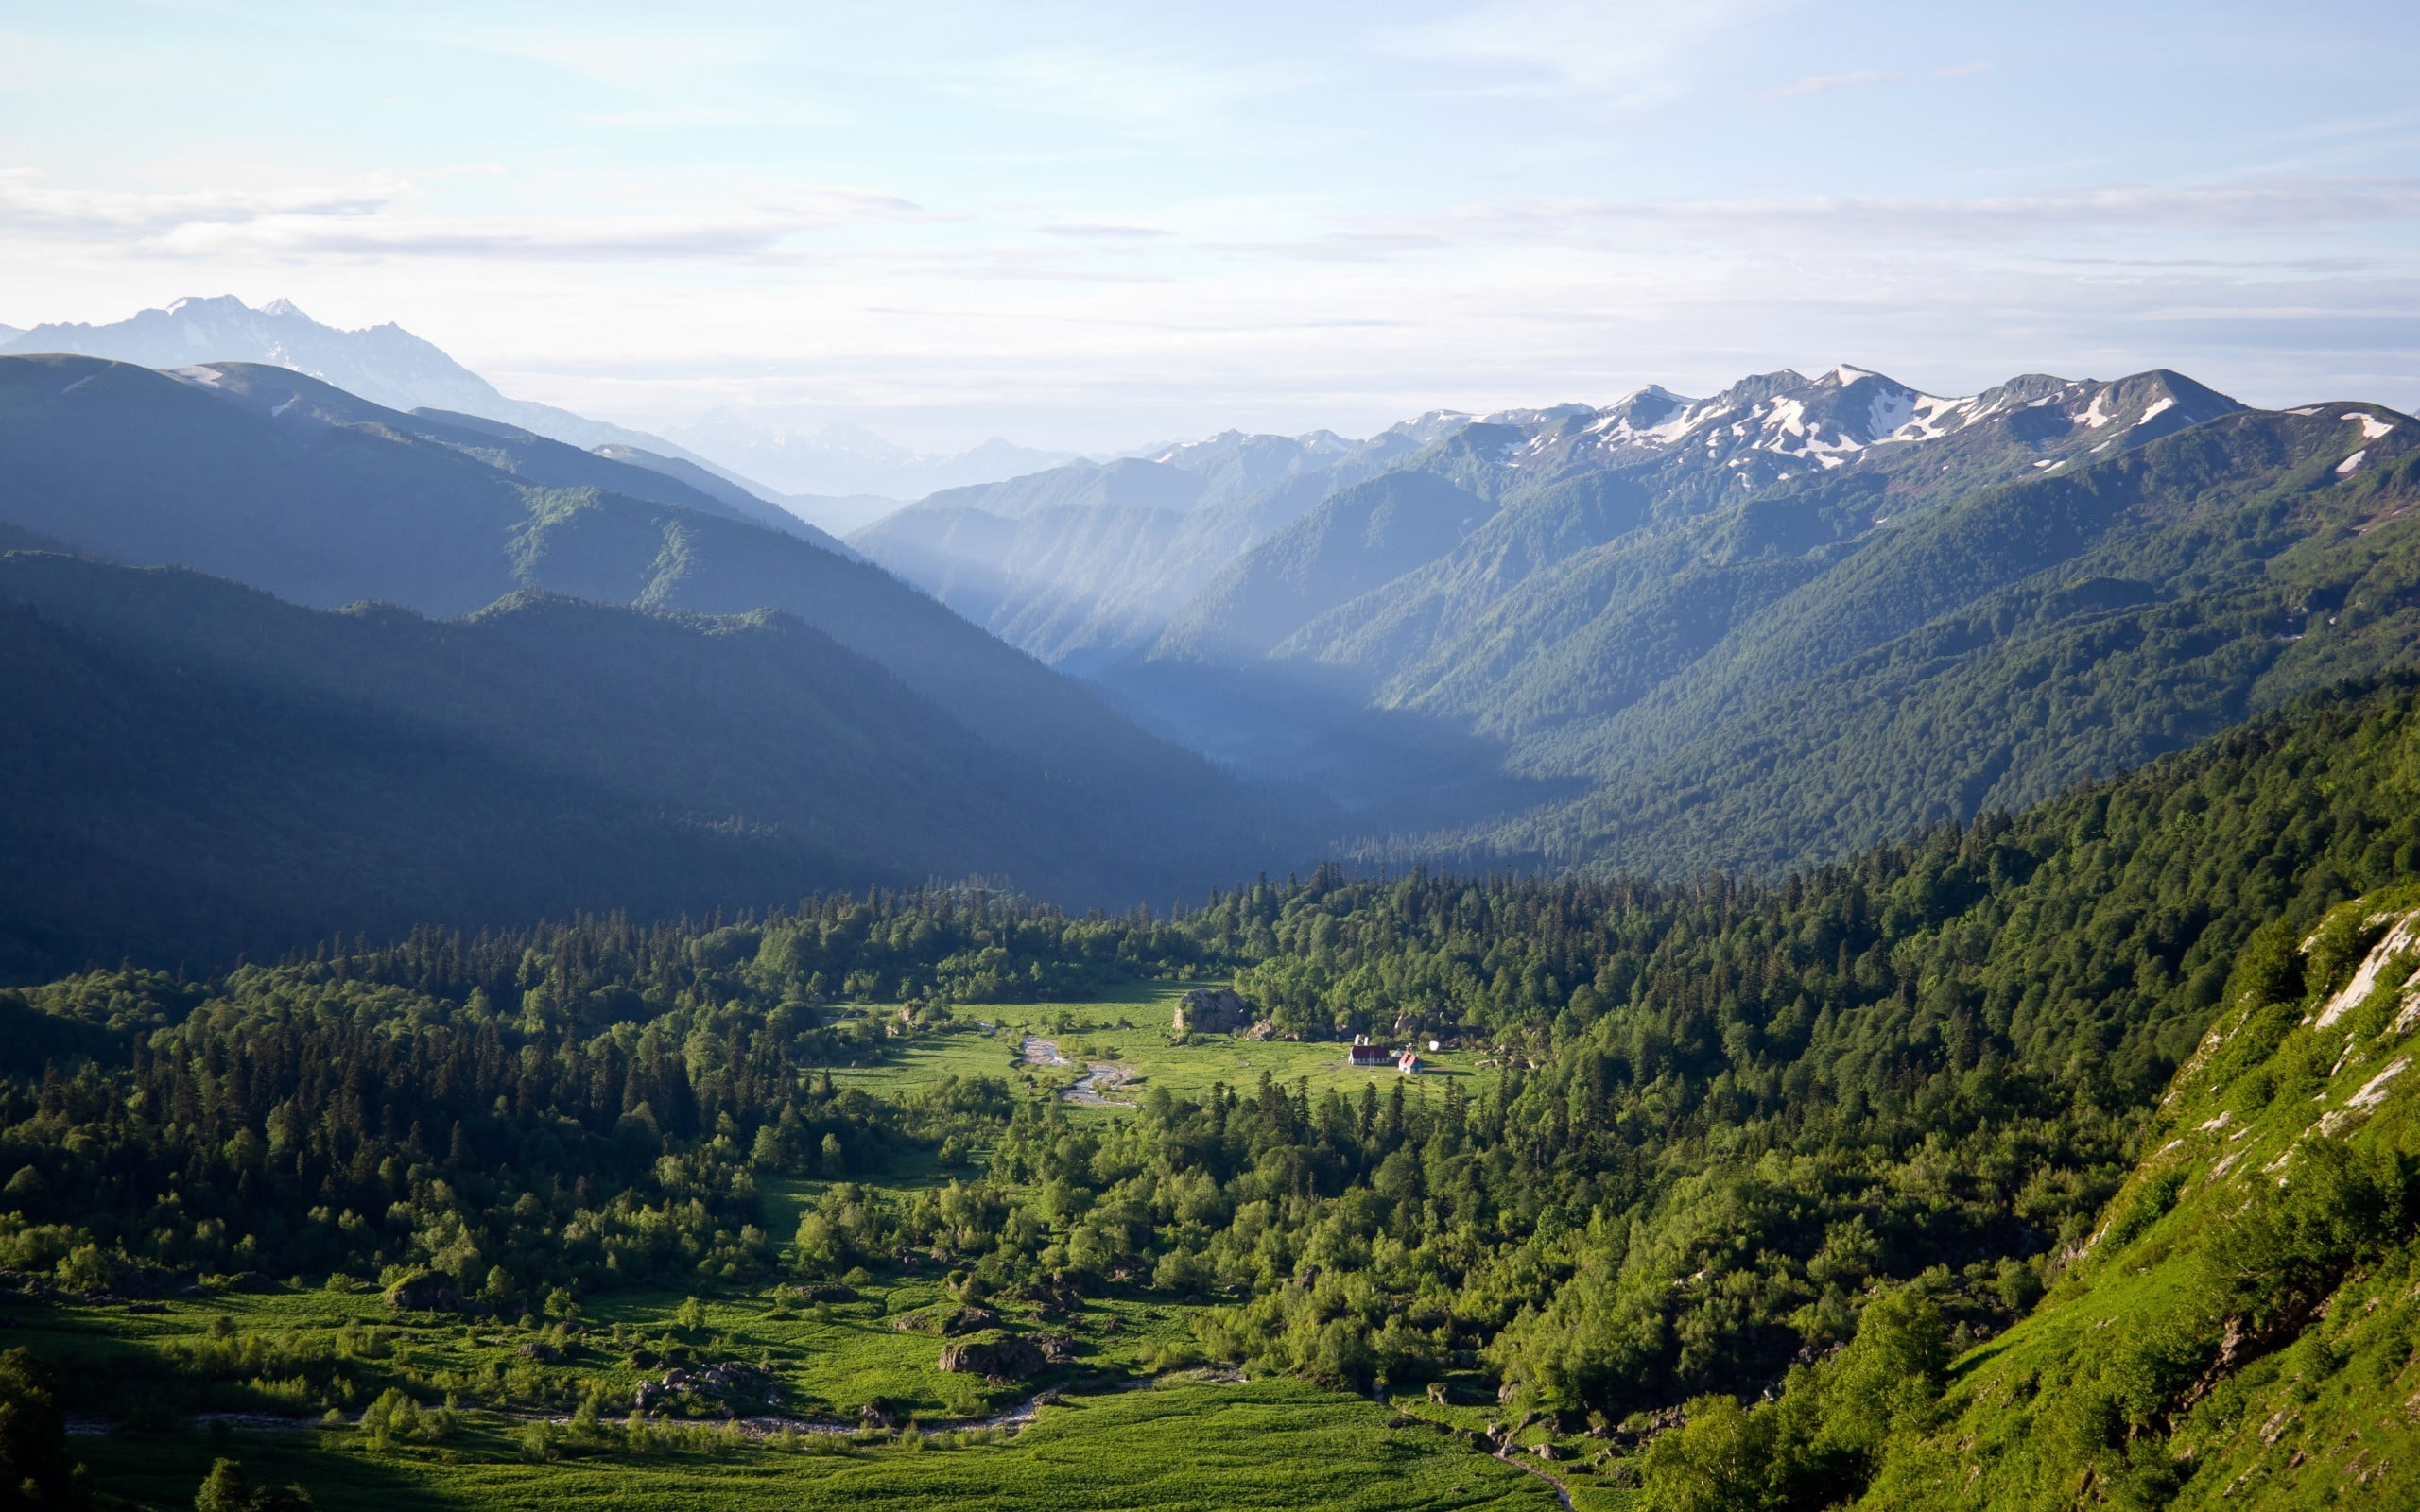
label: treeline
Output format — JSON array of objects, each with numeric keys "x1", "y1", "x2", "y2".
[{"x1": 6, "y1": 676, "x2": 2420, "y2": 1473}]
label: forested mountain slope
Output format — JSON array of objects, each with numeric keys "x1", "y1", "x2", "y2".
[
  {"x1": 589, "y1": 440, "x2": 856, "y2": 552},
  {"x1": 1154, "y1": 471, "x2": 1495, "y2": 664},
  {"x1": 1836, "y1": 884, "x2": 2420, "y2": 1511},
  {"x1": 1269, "y1": 369, "x2": 2242, "y2": 710},
  {"x1": 1646, "y1": 875, "x2": 2420, "y2": 1510},
  {"x1": 852, "y1": 500, "x2": 1193, "y2": 669},
  {"x1": 1479, "y1": 400, "x2": 2420, "y2": 872},
  {"x1": 0, "y1": 355, "x2": 1288, "y2": 850},
  {"x1": 0, "y1": 551, "x2": 1299, "y2": 976},
  {"x1": 848, "y1": 420, "x2": 1451, "y2": 671}
]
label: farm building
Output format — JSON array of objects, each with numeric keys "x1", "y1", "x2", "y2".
[{"x1": 1348, "y1": 1036, "x2": 1392, "y2": 1067}]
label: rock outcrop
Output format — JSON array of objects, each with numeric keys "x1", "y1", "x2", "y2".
[
  {"x1": 1173, "y1": 988, "x2": 1253, "y2": 1035},
  {"x1": 381, "y1": 1271, "x2": 459, "y2": 1311},
  {"x1": 937, "y1": 1332, "x2": 1047, "y2": 1380},
  {"x1": 892, "y1": 1304, "x2": 997, "y2": 1336}
]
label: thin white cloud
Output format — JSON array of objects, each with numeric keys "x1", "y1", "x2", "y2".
[
  {"x1": 1038, "y1": 223, "x2": 1171, "y2": 239},
  {"x1": 158, "y1": 215, "x2": 809, "y2": 262},
  {"x1": 1380, "y1": 0, "x2": 1786, "y2": 106},
  {"x1": 1222, "y1": 176, "x2": 2420, "y2": 262},
  {"x1": 937, "y1": 48, "x2": 1311, "y2": 131},
  {"x1": 1765, "y1": 69, "x2": 1894, "y2": 100},
  {"x1": 0, "y1": 169, "x2": 402, "y2": 237},
  {"x1": 439, "y1": 26, "x2": 772, "y2": 89},
  {"x1": 0, "y1": 169, "x2": 931, "y2": 263},
  {"x1": 570, "y1": 102, "x2": 854, "y2": 129},
  {"x1": 1544, "y1": 176, "x2": 2420, "y2": 235}
]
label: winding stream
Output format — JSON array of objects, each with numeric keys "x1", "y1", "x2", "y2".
[{"x1": 1021, "y1": 1036, "x2": 1134, "y2": 1107}]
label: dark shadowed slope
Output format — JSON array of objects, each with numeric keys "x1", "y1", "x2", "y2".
[{"x1": 0, "y1": 551, "x2": 1301, "y2": 977}]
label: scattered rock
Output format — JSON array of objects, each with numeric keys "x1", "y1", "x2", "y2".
[
  {"x1": 516, "y1": 1340, "x2": 561, "y2": 1362},
  {"x1": 893, "y1": 1305, "x2": 997, "y2": 1336},
  {"x1": 634, "y1": 1361, "x2": 775, "y2": 1411},
  {"x1": 1427, "y1": 1382, "x2": 1454, "y2": 1405},
  {"x1": 1532, "y1": 1443, "x2": 1563, "y2": 1462},
  {"x1": 1002, "y1": 1281, "x2": 1084, "y2": 1318}
]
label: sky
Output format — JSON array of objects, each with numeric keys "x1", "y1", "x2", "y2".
[{"x1": 4, "y1": 0, "x2": 2418, "y2": 453}]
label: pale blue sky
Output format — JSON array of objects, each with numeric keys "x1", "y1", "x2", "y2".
[{"x1": 5, "y1": 0, "x2": 2417, "y2": 449}]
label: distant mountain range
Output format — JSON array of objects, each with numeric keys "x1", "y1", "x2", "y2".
[
  {"x1": 0, "y1": 297, "x2": 1067, "y2": 537},
  {"x1": 0, "y1": 352, "x2": 1318, "y2": 971},
  {"x1": 853, "y1": 363, "x2": 2420, "y2": 872},
  {"x1": 0, "y1": 295, "x2": 683, "y2": 454}
]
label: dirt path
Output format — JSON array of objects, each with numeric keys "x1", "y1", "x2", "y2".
[
  {"x1": 1495, "y1": 1447, "x2": 1578, "y2": 1510},
  {"x1": 1389, "y1": 1409, "x2": 1577, "y2": 1511}
]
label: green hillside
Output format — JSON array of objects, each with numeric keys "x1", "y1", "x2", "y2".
[
  {"x1": 1641, "y1": 882, "x2": 2420, "y2": 1512},
  {"x1": 1864, "y1": 884, "x2": 2420, "y2": 1510}
]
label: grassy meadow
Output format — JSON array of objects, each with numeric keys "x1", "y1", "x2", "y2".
[
  {"x1": 74, "y1": 1376, "x2": 1570, "y2": 1512},
  {"x1": 844, "y1": 981, "x2": 1506, "y2": 1111},
  {"x1": 31, "y1": 984, "x2": 1580, "y2": 1511}
]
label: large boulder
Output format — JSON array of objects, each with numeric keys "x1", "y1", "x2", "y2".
[
  {"x1": 381, "y1": 1270, "x2": 459, "y2": 1312},
  {"x1": 936, "y1": 1332, "x2": 1047, "y2": 1380},
  {"x1": 1172, "y1": 988, "x2": 1253, "y2": 1036}
]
